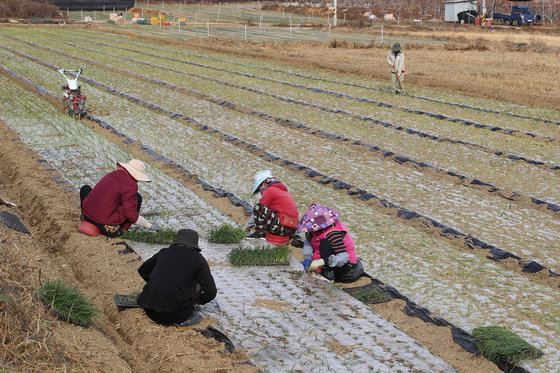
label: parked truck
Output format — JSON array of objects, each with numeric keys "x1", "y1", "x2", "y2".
[{"x1": 493, "y1": 5, "x2": 536, "y2": 26}]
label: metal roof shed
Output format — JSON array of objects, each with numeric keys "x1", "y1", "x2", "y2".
[{"x1": 445, "y1": 0, "x2": 477, "y2": 22}]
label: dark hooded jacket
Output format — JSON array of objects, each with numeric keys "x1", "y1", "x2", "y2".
[{"x1": 137, "y1": 244, "x2": 217, "y2": 313}]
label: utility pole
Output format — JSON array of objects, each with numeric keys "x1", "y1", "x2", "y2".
[{"x1": 333, "y1": 0, "x2": 337, "y2": 27}]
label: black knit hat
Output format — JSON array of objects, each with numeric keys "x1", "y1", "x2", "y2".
[{"x1": 172, "y1": 229, "x2": 200, "y2": 251}]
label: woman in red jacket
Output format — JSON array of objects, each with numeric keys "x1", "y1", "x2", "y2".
[
  {"x1": 80, "y1": 159, "x2": 160, "y2": 237},
  {"x1": 246, "y1": 170, "x2": 299, "y2": 245}
]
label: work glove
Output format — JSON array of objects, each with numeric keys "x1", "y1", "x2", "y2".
[
  {"x1": 150, "y1": 223, "x2": 161, "y2": 232},
  {"x1": 309, "y1": 259, "x2": 325, "y2": 271},
  {"x1": 302, "y1": 259, "x2": 312, "y2": 272}
]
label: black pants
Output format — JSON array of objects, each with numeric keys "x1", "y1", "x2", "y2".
[
  {"x1": 141, "y1": 283, "x2": 201, "y2": 325},
  {"x1": 318, "y1": 239, "x2": 365, "y2": 283},
  {"x1": 80, "y1": 185, "x2": 142, "y2": 237},
  {"x1": 144, "y1": 308, "x2": 192, "y2": 325}
]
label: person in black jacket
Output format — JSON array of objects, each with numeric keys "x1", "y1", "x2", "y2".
[{"x1": 137, "y1": 229, "x2": 217, "y2": 328}]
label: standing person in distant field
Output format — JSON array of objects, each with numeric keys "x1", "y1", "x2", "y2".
[
  {"x1": 80, "y1": 159, "x2": 160, "y2": 237},
  {"x1": 298, "y1": 203, "x2": 365, "y2": 283},
  {"x1": 386, "y1": 43, "x2": 405, "y2": 94},
  {"x1": 137, "y1": 229, "x2": 217, "y2": 328},
  {"x1": 245, "y1": 170, "x2": 299, "y2": 246}
]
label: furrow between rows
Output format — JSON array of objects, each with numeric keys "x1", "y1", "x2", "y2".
[
  {"x1": 4, "y1": 47, "x2": 558, "y2": 285},
  {"x1": 4, "y1": 36, "x2": 558, "y2": 221}
]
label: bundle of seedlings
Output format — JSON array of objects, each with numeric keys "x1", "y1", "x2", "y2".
[
  {"x1": 121, "y1": 229, "x2": 177, "y2": 244},
  {"x1": 472, "y1": 326, "x2": 543, "y2": 367},
  {"x1": 228, "y1": 245, "x2": 291, "y2": 266},
  {"x1": 208, "y1": 223, "x2": 245, "y2": 244},
  {"x1": 343, "y1": 282, "x2": 392, "y2": 304},
  {"x1": 38, "y1": 280, "x2": 98, "y2": 327}
]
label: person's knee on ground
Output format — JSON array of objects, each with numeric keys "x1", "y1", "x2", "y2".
[
  {"x1": 252, "y1": 203, "x2": 271, "y2": 232},
  {"x1": 334, "y1": 259, "x2": 365, "y2": 283}
]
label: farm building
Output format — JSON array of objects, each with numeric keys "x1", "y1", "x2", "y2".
[
  {"x1": 46, "y1": 0, "x2": 134, "y2": 11},
  {"x1": 444, "y1": 0, "x2": 478, "y2": 22}
]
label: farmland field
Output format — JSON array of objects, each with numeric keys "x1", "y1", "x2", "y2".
[{"x1": 0, "y1": 19, "x2": 559, "y2": 373}]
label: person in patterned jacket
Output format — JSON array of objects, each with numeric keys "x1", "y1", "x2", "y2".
[{"x1": 298, "y1": 203, "x2": 364, "y2": 283}]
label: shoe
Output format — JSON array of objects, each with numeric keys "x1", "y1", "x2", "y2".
[
  {"x1": 290, "y1": 232, "x2": 304, "y2": 248},
  {"x1": 246, "y1": 231, "x2": 266, "y2": 239},
  {"x1": 175, "y1": 311, "x2": 203, "y2": 329}
]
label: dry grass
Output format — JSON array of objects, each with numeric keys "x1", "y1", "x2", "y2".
[
  {"x1": 0, "y1": 231, "x2": 87, "y2": 371},
  {"x1": 155, "y1": 26, "x2": 559, "y2": 110}
]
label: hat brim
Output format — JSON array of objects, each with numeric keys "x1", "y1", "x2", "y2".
[
  {"x1": 171, "y1": 242, "x2": 201, "y2": 251},
  {"x1": 118, "y1": 162, "x2": 151, "y2": 182}
]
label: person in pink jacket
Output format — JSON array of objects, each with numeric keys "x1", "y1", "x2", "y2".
[
  {"x1": 80, "y1": 159, "x2": 160, "y2": 237},
  {"x1": 298, "y1": 203, "x2": 364, "y2": 283}
]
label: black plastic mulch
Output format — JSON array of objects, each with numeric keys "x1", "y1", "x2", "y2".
[
  {"x1": 0, "y1": 210, "x2": 30, "y2": 234},
  {"x1": 195, "y1": 326, "x2": 236, "y2": 353},
  {"x1": 382, "y1": 284, "x2": 534, "y2": 373}
]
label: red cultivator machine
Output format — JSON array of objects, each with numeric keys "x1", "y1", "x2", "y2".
[{"x1": 57, "y1": 68, "x2": 87, "y2": 118}]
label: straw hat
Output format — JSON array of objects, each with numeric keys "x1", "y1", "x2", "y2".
[{"x1": 117, "y1": 159, "x2": 151, "y2": 182}]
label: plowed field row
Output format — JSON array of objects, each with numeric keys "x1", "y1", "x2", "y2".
[
  {"x1": 1, "y1": 36, "x2": 558, "y2": 277},
  {"x1": 36, "y1": 29, "x2": 560, "y2": 143},
  {"x1": 1, "y1": 28, "x2": 559, "y2": 372},
  {"x1": 4, "y1": 35, "x2": 560, "y2": 222}
]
